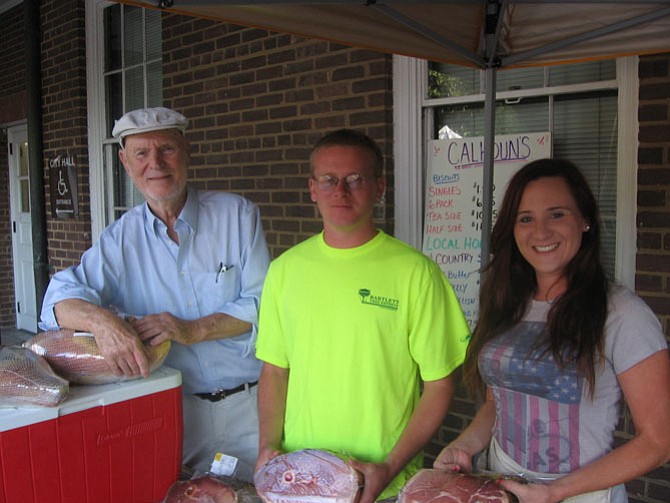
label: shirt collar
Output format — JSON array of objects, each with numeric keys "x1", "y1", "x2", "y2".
[{"x1": 143, "y1": 186, "x2": 199, "y2": 235}]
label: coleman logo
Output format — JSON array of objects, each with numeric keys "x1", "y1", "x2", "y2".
[{"x1": 358, "y1": 289, "x2": 399, "y2": 311}]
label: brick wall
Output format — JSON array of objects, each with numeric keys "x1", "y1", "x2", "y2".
[
  {"x1": 0, "y1": 130, "x2": 12, "y2": 327},
  {"x1": 638, "y1": 53, "x2": 670, "y2": 338},
  {"x1": 631, "y1": 52, "x2": 670, "y2": 503},
  {"x1": 161, "y1": 14, "x2": 394, "y2": 257},
  {"x1": 0, "y1": 4, "x2": 26, "y2": 328},
  {"x1": 41, "y1": 0, "x2": 92, "y2": 272},
  {"x1": 0, "y1": 5, "x2": 27, "y2": 125}
]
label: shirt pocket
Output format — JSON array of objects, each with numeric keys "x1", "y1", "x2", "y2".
[{"x1": 194, "y1": 266, "x2": 241, "y2": 314}]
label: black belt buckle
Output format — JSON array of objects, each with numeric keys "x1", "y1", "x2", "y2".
[{"x1": 195, "y1": 381, "x2": 257, "y2": 402}]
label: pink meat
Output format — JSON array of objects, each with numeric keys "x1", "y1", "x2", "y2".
[
  {"x1": 163, "y1": 475, "x2": 238, "y2": 503},
  {"x1": 398, "y1": 469, "x2": 511, "y2": 503},
  {"x1": 24, "y1": 329, "x2": 170, "y2": 384},
  {"x1": 254, "y1": 449, "x2": 361, "y2": 503}
]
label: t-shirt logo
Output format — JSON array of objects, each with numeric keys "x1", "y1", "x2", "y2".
[{"x1": 358, "y1": 288, "x2": 399, "y2": 311}]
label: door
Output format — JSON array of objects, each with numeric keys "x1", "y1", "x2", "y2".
[{"x1": 8, "y1": 124, "x2": 37, "y2": 332}]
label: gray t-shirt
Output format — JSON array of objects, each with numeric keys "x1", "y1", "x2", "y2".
[{"x1": 479, "y1": 284, "x2": 667, "y2": 474}]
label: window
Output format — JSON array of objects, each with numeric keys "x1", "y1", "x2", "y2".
[
  {"x1": 393, "y1": 56, "x2": 638, "y2": 288},
  {"x1": 86, "y1": 0, "x2": 162, "y2": 237}
]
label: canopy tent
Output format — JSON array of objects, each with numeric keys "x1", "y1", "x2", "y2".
[{"x1": 115, "y1": 0, "x2": 670, "y2": 261}]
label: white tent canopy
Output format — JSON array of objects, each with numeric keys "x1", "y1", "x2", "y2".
[{"x1": 117, "y1": 0, "x2": 670, "y2": 260}]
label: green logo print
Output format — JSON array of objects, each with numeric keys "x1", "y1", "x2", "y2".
[{"x1": 358, "y1": 288, "x2": 399, "y2": 311}]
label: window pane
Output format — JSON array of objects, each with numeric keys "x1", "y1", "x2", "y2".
[
  {"x1": 147, "y1": 61, "x2": 163, "y2": 107},
  {"x1": 104, "y1": 5, "x2": 122, "y2": 72},
  {"x1": 553, "y1": 92, "x2": 618, "y2": 272},
  {"x1": 111, "y1": 144, "x2": 144, "y2": 217},
  {"x1": 124, "y1": 6, "x2": 143, "y2": 67},
  {"x1": 496, "y1": 67, "x2": 543, "y2": 92},
  {"x1": 428, "y1": 62, "x2": 480, "y2": 98},
  {"x1": 105, "y1": 73, "x2": 123, "y2": 137},
  {"x1": 549, "y1": 60, "x2": 616, "y2": 86},
  {"x1": 434, "y1": 98, "x2": 549, "y2": 138},
  {"x1": 125, "y1": 66, "x2": 145, "y2": 112},
  {"x1": 146, "y1": 9, "x2": 162, "y2": 61},
  {"x1": 19, "y1": 142, "x2": 29, "y2": 177},
  {"x1": 20, "y1": 180, "x2": 30, "y2": 213}
]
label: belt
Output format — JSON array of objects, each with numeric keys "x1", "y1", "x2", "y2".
[{"x1": 194, "y1": 381, "x2": 258, "y2": 402}]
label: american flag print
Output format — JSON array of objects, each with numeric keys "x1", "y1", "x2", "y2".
[{"x1": 479, "y1": 321, "x2": 583, "y2": 473}]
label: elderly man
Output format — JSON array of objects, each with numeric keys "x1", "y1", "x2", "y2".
[
  {"x1": 40, "y1": 107, "x2": 270, "y2": 479},
  {"x1": 255, "y1": 129, "x2": 470, "y2": 501}
]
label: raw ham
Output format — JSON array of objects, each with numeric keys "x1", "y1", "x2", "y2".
[
  {"x1": 254, "y1": 449, "x2": 362, "y2": 503},
  {"x1": 0, "y1": 346, "x2": 69, "y2": 407},
  {"x1": 23, "y1": 329, "x2": 170, "y2": 385},
  {"x1": 163, "y1": 475, "x2": 238, "y2": 503},
  {"x1": 398, "y1": 469, "x2": 513, "y2": 503}
]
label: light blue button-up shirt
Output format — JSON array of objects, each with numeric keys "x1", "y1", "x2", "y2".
[{"x1": 40, "y1": 187, "x2": 270, "y2": 394}]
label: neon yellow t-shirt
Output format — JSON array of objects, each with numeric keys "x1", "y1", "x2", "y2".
[{"x1": 256, "y1": 231, "x2": 469, "y2": 499}]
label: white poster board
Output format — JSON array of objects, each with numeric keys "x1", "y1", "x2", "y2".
[{"x1": 422, "y1": 132, "x2": 551, "y2": 326}]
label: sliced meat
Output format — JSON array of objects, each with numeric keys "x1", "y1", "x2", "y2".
[
  {"x1": 398, "y1": 469, "x2": 512, "y2": 503},
  {"x1": 163, "y1": 475, "x2": 238, "y2": 503},
  {"x1": 254, "y1": 449, "x2": 362, "y2": 503}
]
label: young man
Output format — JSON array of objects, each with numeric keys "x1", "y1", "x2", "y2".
[
  {"x1": 40, "y1": 107, "x2": 270, "y2": 479},
  {"x1": 255, "y1": 129, "x2": 470, "y2": 501}
]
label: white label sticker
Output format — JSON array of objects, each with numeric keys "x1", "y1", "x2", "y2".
[{"x1": 210, "y1": 452, "x2": 238, "y2": 477}]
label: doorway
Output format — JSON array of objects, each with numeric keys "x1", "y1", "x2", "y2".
[{"x1": 8, "y1": 123, "x2": 37, "y2": 333}]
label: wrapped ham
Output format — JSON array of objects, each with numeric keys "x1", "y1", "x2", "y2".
[
  {"x1": 255, "y1": 449, "x2": 362, "y2": 503},
  {"x1": 24, "y1": 329, "x2": 170, "y2": 385},
  {"x1": 0, "y1": 346, "x2": 69, "y2": 407}
]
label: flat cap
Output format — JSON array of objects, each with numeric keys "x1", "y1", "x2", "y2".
[{"x1": 112, "y1": 107, "x2": 188, "y2": 146}]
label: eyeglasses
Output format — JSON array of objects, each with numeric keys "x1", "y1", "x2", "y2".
[{"x1": 313, "y1": 173, "x2": 371, "y2": 191}]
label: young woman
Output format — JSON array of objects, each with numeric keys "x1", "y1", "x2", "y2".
[{"x1": 434, "y1": 159, "x2": 670, "y2": 503}]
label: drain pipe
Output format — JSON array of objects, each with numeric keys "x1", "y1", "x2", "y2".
[{"x1": 25, "y1": 0, "x2": 49, "y2": 322}]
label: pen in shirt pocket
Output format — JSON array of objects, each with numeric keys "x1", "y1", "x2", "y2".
[{"x1": 216, "y1": 262, "x2": 234, "y2": 283}]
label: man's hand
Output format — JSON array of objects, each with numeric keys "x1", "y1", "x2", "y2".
[
  {"x1": 255, "y1": 446, "x2": 282, "y2": 473},
  {"x1": 54, "y1": 299, "x2": 150, "y2": 378},
  {"x1": 93, "y1": 315, "x2": 151, "y2": 377},
  {"x1": 131, "y1": 312, "x2": 195, "y2": 346},
  {"x1": 348, "y1": 459, "x2": 393, "y2": 503}
]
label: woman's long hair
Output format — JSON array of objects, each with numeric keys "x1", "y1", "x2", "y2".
[{"x1": 463, "y1": 158, "x2": 609, "y2": 398}]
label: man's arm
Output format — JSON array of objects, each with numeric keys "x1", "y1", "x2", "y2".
[
  {"x1": 256, "y1": 362, "x2": 289, "y2": 471},
  {"x1": 350, "y1": 374, "x2": 457, "y2": 503},
  {"x1": 130, "y1": 311, "x2": 251, "y2": 346},
  {"x1": 54, "y1": 298, "x2": 150, "y2": 377}
]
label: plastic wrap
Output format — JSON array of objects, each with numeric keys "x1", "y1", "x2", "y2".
[
  {"x1": 23, "y1": 329, "x2": 170, "y2": 385},
  {"x1": 0, "y1": 346, "x2": 69, "y2": 407},
  {"x1": 254, "y1": 449, "x2": 362, "y2": 503}
]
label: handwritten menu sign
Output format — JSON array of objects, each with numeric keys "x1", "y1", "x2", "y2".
[{"x1": 422, "y1": 132, "x2": 551, "y2": 326}]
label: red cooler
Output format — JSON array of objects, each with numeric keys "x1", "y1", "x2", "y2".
[{"x1": 0, "y1": 366, "x2": 183, "y2": 503}]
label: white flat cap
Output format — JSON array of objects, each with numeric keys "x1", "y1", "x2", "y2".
[{"x1": 112, "y1": 107, "x2": 188, "y2": 146}]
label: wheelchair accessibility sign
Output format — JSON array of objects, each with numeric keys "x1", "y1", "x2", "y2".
[{"x1": 49, "y1": 153, "x2": 79, "y2": 219}]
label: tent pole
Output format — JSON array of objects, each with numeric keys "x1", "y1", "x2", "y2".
[{"x1": 481, "y1": 66, "x2": 495, "y2": 270}]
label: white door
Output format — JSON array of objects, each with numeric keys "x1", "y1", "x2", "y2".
[{"x1": 8, "y1": 124, "x2": 37, "y2": 333}]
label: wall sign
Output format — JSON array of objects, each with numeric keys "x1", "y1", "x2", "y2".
[
  {"x1": 422, "y1": 132, "x2": 551, "y2": 326},
  {"x1": 49, "y1": 153, "x2": 79, "y2": 219}
]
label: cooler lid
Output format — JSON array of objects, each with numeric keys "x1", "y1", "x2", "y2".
[{"x1": 0, "y1": 365, "x2": 182, "y2": 431}]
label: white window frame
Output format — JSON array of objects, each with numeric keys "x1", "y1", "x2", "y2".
[
  {"x1": 393, "y1": 55, "x2": 638, "y2": 289},
  {"x1": 85, "y1": 0, "x2": 161, "y2": 240},
  {"x1": 85, "y1": 0, "x2": 112, "y2": 241}
]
